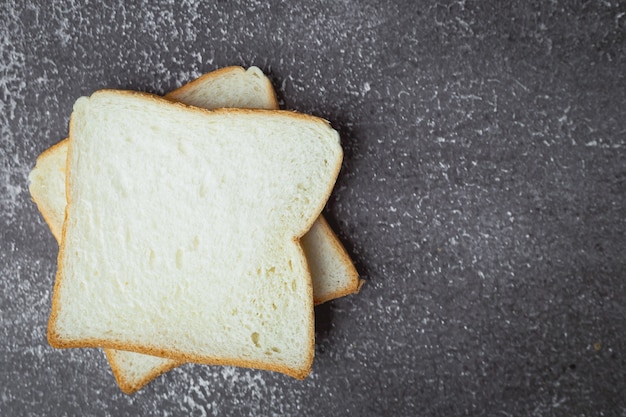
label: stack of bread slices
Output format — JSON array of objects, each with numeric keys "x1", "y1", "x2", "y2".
[{"x1": 28, "y1": 66, "x2": 362, "y2": 394}]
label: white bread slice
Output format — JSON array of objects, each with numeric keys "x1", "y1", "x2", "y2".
[
  {"x1": 29, "y1": 66, "x2": 360, "y2": 393},
  {"x1": 48, "y1": 90, "x2": 343, "y2": 380}
]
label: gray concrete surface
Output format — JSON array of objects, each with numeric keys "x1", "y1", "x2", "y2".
[{"x1": 1, "y1": 1, "x2": 625, "y2": 415}]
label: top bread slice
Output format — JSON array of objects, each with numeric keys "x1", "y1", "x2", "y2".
[
  {"x1": 30, "y1": 66, "x2": 360, "y2": 393},
  {"x1": 48, "y1": 90, "x2": 343, "y2": 379}
]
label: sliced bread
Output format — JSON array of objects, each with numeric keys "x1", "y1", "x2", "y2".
[
  {"x1": 47, "y1": 90, "x2": 343, "y2": 379},
  {"x1": 30, "y1": 66, "x2": 360, "y2": 392}
]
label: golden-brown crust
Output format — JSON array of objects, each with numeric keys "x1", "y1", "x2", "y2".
[{"x1": 104, "y1": 349, "x2": 183, "y2": 395}]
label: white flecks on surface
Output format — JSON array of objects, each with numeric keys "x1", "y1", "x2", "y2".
[{"x1": 2, "y1": 0, "x2": 626, "y2": 415}]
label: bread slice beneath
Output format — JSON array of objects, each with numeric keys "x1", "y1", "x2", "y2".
[
  {"x1": 166, "y1": 65, "x2": 279, "y2": 109},
  {"x1": 30, "y1": 66, "x2": 360, "y2": 393},
  {"x1": 48, "y1": 90, "x2": 343, "y2": 380},
  {"x1": 301, "y1": 216, "x2": 363, "y2": 304},
  {"x1": 28, "y1": 141, "x2": 68, "y2": 241}
]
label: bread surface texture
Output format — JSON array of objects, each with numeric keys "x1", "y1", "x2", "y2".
[{"x1": 47, "y1": 90, "x2": 343, "y2": 378}]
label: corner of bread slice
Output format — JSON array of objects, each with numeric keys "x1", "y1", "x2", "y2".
[{"x1": 104, "y1": 349, "x2": 182, "y2": 394}]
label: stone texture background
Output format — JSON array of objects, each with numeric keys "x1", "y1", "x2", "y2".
[{"x1": 1, "y1": 1, "x2": 625, "y2": 415}]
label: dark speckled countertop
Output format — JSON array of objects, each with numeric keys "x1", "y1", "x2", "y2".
[{"x1": 1, "y1": 1, "x2": 625, "y2": 416}]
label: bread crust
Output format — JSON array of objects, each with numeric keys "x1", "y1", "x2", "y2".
[{"x1": 47, "y1": 90, "x2": 334, "y2": 381}]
